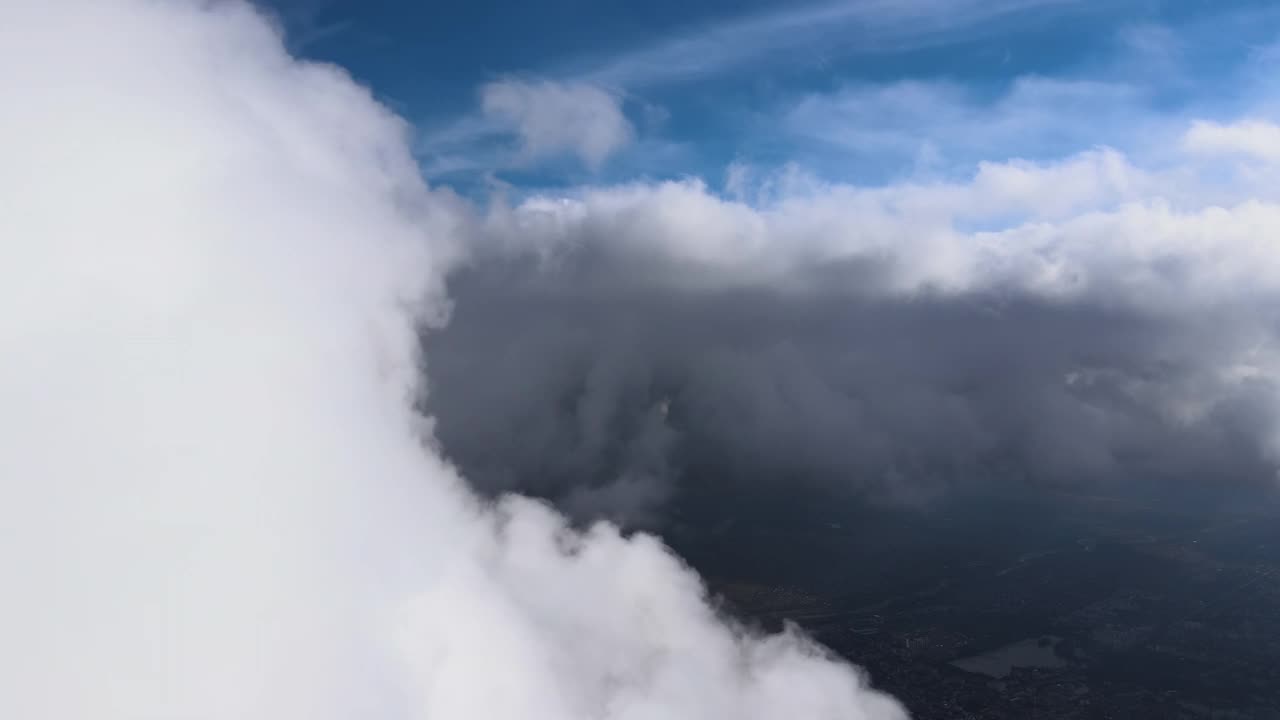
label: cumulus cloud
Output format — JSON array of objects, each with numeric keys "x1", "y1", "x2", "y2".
[
  {"x1": 481, "y1": 78, "x2": 634, "y2": 169},
  {"x1": 425, "y1": 141, "x2": 1280, "y2": 522},
  {"x1": 0, "y1": 2, "x2": 904, "y2": 719}
]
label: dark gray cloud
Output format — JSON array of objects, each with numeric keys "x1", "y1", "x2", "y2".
[
  {"x1": 428, "y1": 274, "x2": 1280, "y2": 523},
  {"x1": 424, "y1": 158, "x2": 1280, "y2": 524}
]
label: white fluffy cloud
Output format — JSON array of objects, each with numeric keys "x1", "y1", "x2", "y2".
[
  {"x1": 481, "y1": 78, "x2": 634, "y2": 168},
  {"x1": 472, "y1": 145, "x2": 1280, "y2": 306},
  {"x1": 0, "y1": 1, "x2": 905, "y2": 719},
  {"x1": 1184, "y1": 118, "x2": 1280, "y2": 162}
]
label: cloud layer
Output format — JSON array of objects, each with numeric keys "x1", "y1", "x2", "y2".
[
  {"x1": 425, "y1": 132, "x2": 1280, "y2": 521},
  {"x1": 0, "y1": 2, "x2": 904, "y2": 719}
]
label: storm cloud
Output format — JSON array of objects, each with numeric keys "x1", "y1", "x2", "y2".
[{"x1": 426, "y1": 148, "x2": 1280, "y2": 522}]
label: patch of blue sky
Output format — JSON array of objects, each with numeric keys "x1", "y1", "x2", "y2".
[{"x1": 261, "y1": 0, "x2": 1280, "y2": 197}]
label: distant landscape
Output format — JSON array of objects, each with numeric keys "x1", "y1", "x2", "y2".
[{"x1": 673, "y1": 485, "x2": 1280, "y2": 718}]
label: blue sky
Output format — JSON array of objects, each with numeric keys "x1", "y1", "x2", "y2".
[{"x1": 263, "y1": 0, "x2": 1280, "y2": 192}]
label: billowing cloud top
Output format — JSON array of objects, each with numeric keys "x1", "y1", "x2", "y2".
[{"x1": 0, "y1": 1, "x2": 905, "y2": 719}]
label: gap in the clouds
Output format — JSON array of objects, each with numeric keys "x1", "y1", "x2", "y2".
[
  {"x1": 664, "y1": 478, "x2": 1280, "y2": 715},
  {"x1": 273, "y1": 0, "x2": 1280, "y2": 190}
]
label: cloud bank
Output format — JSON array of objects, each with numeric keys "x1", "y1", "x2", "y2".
[
  {"x1": 426, "y1": 132, "x2": 1280, "y2": 521},
  {"x1": 0, "y1": 2, "x2": 904, "y2": 719}
]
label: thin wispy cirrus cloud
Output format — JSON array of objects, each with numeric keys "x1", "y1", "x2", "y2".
[
  {"x1": 568, "y1": 0, "x2": 1101, "y2": 89},
  {"x1": 415, "y1": 0, "x2": 1279, "y2": 188},
  {"x1": 781, "y1": 77, "x2": 1149, "y2": 179},
  {"x1": 778, "y1": 4, "x2": 1280, "y2": 181},
  {"x1": 414, "y1": 0, "x2": 1121, "y2": 182}
]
